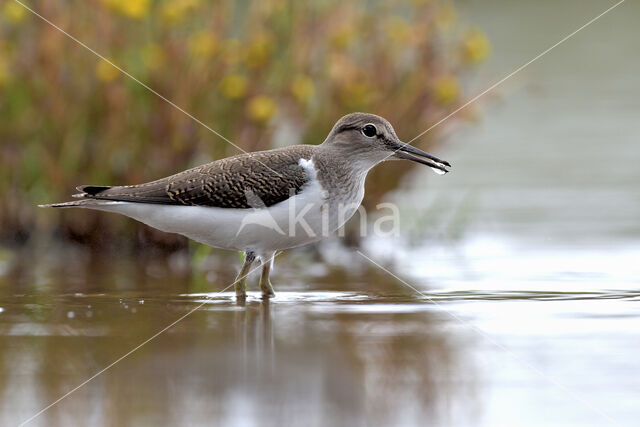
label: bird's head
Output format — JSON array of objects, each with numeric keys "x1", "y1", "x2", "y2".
[{"x1": 321, "y1": 112, "x2": 451, "y2": 174}]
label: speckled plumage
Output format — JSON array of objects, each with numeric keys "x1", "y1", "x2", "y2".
[
  {"x1": 41, "y1": 112, "x2": 451, "y2": 299},
  {"x1": 77, "y1": 145, "x2": 315, "y2": 208}
]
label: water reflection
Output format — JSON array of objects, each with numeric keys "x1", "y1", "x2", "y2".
[{"x1": 0, "y1": 291, "x2": 479, "y2": 426}]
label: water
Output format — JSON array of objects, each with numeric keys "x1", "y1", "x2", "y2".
[
  {"x1": 2, "y1": 285, "x2": 638, "y2": 426},
  {"x1": 2, "y1": 0, "x2": 640, "y2": 425}
]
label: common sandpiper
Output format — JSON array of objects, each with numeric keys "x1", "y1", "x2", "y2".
[{"x1": 41, "y1": 113, "x2": 451, "y2": 298}]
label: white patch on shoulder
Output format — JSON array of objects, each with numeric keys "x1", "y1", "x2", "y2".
[
  {"x1": 298, "y1": 157, "x2": 317, "y2": 179},
  {"x1": 299, "y1": 157, "x2": 328, "y2": 199}
]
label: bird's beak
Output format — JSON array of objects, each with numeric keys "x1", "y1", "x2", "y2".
[{"x1": 391, "y1": 141, "x2": 451, "y2": 175}]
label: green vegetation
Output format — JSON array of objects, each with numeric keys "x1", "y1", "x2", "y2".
[{"x1": 0, "y1": 0, "x2": 488, "y2": 251}]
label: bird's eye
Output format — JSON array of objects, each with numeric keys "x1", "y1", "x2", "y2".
[{"x1": 362, "y1": 124, "x2": 377, "y2": 138}]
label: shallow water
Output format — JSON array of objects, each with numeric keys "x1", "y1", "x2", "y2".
[
  {"x1": 1, "y1": 285, "x2": 639, "y2": 426},
  {"x1": 2, "y1": 0, "x2": 640, "y2": 425}
]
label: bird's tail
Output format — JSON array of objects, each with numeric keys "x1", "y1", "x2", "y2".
[
  {"x1": 39, "y1": 185, "x2": 120, "y2": 208},
  {"x1": 38, "y1": 199, "x2": 120, "y2": 209}
]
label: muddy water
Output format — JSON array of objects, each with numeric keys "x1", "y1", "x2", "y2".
[
  {"x1": 1, "y1": 283, "x2": 638, "y2": 426},
  {"x1": 0, "y1": 288, "x2": 471, "y2": 426}
]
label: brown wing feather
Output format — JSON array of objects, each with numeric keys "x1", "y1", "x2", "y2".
[{"x1": 79, "y1": 145, "x2": 315, "y2": 209}]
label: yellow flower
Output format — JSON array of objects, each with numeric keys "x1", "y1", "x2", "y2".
[
  {"x1": 142, "y1": 44, "x2": 165, "y2": 70},
  {"x1": 188, "y1": 31, "x2": 218, "y2": 58},
  {"x1": 119, "y1": 0, "x2": 150, "y2": 19},
  {"x1": 245, "y1": 34, "x2": 273, "y2": 69},
  {"x1": 462, "y1": 29, "x2": 490, "y2": 64},
  {"x1": 95, "y1": 59, "x2": 120, "y2": 82},
  {"x1": 386, "y1": 17, "x2": 412, "y2": 44},
  {"x1": 291, "y1": 75, "x2": 314, "y2": 104},
  {"x1": 341, "y1": 81, "x2": 370, "y2": 103},
  {"x1": 330, "y1": 27, "x2": 356, "y2": 50},
  {"x1": 3, "y1": 2, "x2": 27, "y2": 23},
  {"x1": 220, "y1": 74, "x2": 248, "y2": 99},
  {"x1": 102, "y1": 0, "x2": 150, "y2": 19},
  {"x1": 161, "y1": 0, "x2": 201, "y2": 25},
  {"x1": 247, "y1": 95, "x2": 276, "y2": 123},
  {"x1": 433, "y1": 75, "x2": 460, "y2": 105}
]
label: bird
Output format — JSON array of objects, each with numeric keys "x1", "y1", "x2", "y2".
[{"x1": 40, "y1": 113, "x2": 451, "y2": 299}]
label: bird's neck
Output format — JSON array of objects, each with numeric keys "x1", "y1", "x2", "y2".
[
  {"x1": 313, "y1": 144, "x2": 381, "y2": 174},
  {"x1": 311, "y1": 146, "x2": 372, "y2": 202}
]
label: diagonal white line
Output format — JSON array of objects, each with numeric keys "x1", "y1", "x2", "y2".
[
  {"x1": 12, "y1": 0, "x2": 284, "y2": 177},
  {"x1": 407, "y1": 0, "x2": 625, "y2": 145},
  {"x1": 19, "y1": 300, "x2": 218, "y2": 426},
  {"x1": 17, "y1": 253, "x2": 277, "y2": 426},
  {"x1": 381, "y1": 0, "x2": 625, "y2": 166},
  {"x1": 358, "y1": 2, "x2": 625, "y2": 422},
  {"x1": 12, "y1": 0, "x2": 232, "y2": 147},
  {"x1": 355, "y1": 250, "x2": 618, "y2": 425},
  {"x1": 14, "y1": 0, "x2": 627, "y2": 424}
]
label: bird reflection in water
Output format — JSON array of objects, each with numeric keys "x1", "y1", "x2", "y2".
[{"x1": 0, "y1": 283, "x2": 477, "y2": 425}]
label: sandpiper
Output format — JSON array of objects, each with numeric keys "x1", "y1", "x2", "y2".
[{"x1": 41, "y1": 113, "x2": 450, "y2": 298}]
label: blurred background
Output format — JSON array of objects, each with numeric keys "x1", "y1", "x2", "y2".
[
  {"x1": 0, "y1": 0, "x2": 486, "y2": 253},
  {"x1": 1, "y1": 0, "x2": 639, "y2": 426}
]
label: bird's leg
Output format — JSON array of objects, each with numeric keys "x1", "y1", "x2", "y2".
[
  {"x1": 234, "y1": 251, "x2": 256, "y2": 299},
  {"x1": 259, "y1": 254, "x2": 276, "y2": 298}
]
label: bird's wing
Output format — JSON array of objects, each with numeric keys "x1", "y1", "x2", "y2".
[{"x1": 77, "y1": 145, "x2": 315, "y2": 209}]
